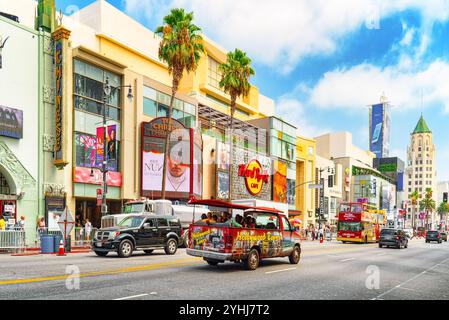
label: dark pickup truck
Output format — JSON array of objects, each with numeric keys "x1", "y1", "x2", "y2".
[{"x1": 92, "y1": 214, "x2": 181, "y2": 258}]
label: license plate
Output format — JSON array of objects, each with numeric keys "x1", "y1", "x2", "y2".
[{"x1": 95, "y1": 242, "x2": 102, "y2": 247}]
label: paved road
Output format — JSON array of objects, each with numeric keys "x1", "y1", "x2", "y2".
[{"x1": 0, "y1": 238, "x2": 448, "y2": 300}]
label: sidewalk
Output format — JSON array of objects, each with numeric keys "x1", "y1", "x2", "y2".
[{"x1": 6, "y1": 245, "x2": 92, "y2": 257}]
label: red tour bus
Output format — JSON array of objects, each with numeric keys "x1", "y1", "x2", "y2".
[{"x1": 337, "y1": 202, "x2": 386, "y2": 244}]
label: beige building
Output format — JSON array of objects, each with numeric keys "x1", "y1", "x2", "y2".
[
  {"x1": 405, "y1": 116, "x2": 438, "y2": 229},
  {"x1": 315, "y1": 155, "x2": 343, "y2": 226},
  {"x1": 315, "y1": 132, "x2": 376, "y2": 203}
]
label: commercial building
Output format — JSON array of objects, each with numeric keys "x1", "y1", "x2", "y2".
[
  {"x1": 315, "y1": 132, "x2": 396, "y2": 214},
  {"x1": 248, "y1": 117, "x2": 298, "y2": 211},
  {"x1": 36, "y1": 0, "x2": 280, "y2": 228},
  {"x1": 404, "y1": 115, "x2": 437, "y2": 229},
  {"x1": 295, "y1": 136, "x2": 316, "y2": 227},
  {"x1": 0, "y1": 0, "x2": 56, "y2": 244},
  {"x1": 369, "y1": 98, "x2": 391, "y2": 158},
  {"x1": 315, "y1": 155, "x2": 343, "y2": 227}
]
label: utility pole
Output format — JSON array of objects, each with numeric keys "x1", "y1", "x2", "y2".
[{"x1": 99, "y1": 77, "x2": 133, "y2": 216}]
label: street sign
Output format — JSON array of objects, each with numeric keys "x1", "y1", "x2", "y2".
[
  {"x1": 308, "y1": 184, "x2": 323, "y2": 189},
  {"x1": 58, "y1": 208, "x2": 75, "y2": 241}
]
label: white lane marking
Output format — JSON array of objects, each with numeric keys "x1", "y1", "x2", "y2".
[
  {"x1": 375, "y1": 257, "x2": 449, "y2": 300},
  {"x1": 339, "y1": 258, "x2": 355, "y2": 262},
  {"x1": 265, "y1": 267, "x2": 297, "y2": 274},
  {"x1": 114, "y1": 293, "x2": 149, "y2": 300}
]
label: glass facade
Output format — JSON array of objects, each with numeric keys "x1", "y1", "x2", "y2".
[
  {"x1": 269, "y1": 118, "x2": 297, "y2": 207},
  {"x1": 143, "y1": 85, "x2": 196, "y2": 128},
  {"x1": 73, "y1": 59, "x2": 121, "y2": 121},
  {"x1": 73, "y1": 59, "x2": 121, "y2": 172}
]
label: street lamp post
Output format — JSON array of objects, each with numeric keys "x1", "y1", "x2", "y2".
[{"x1": 100, "y1": 77, "x2": 133, "y2": 216}]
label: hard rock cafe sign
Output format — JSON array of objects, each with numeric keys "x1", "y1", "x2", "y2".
[{"x1": 238, "y1": 160, "x2": 269, "y2": 196}]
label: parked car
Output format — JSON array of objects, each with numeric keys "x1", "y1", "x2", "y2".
[
  {"x1": 441, "y1": 232, "x2": 448, "y2": 242},
  {"x1": 426, "y1": 230, "x2": 442, "y2": 243},
  {"x1": 378, "y1": 228, "x2": 408, "y2": 249},
  {"x1": 92, "y1": 214, "x2": 182, "y2": 258}
]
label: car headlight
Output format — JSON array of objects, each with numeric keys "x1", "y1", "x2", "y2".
[{"x1": 109, "y1": 231, "x2": 120, "y2": 239}]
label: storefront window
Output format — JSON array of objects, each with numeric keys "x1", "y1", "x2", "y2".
[
  {"x1": 158, "y1": 104, "x2": 169, "y2": 117},
  {"x1": 143, "y1": 98, "x2": 157, "y2": 118}
]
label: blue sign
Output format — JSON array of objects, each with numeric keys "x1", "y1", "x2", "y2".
[
  {"x1": 370, "y1": 103, "x2": 383, "y2": 158},
  {"x1": 397, "y1": 172, "x2": 404, "y2": 192}
]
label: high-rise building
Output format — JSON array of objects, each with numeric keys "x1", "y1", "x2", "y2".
[
  {"x1": 405, "y1": 115, "x2": 437, "y2": 229},
  {"x1": 369, "y1": 99, "x2": 391, "y2": 158}
]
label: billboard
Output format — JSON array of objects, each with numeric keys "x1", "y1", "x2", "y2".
[
  {"x1": 369, "y1": 103, "x2": 391, "y2": 158},
  {"x1": 273, "y1": 160, "x2": 287, "y2": 203},
  {"x1": 0, "y1": 105, "x2": 23, "y2": 139},
  {"x1": 141, "y1": 118, "x2": 202, "y2": 199}
]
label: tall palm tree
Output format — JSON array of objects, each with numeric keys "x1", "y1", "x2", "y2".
[
  {"x1": 155, "y1": 8, "x2": 204, "y2": 199},
  {"x1": 219, "y1": 49, "x2": 255, "y2": 199},
  {"x1": 419, "y1": 188, "x2": 436, "y2": 230},
  {"x1": 437, "y1": 202, "x2": 449, "y2": 231},
  {"x1": 409, "y1": 190, "x2": 419, "y2": 229}
]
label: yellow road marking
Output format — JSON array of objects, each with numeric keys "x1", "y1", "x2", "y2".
[
  {"x1": 0, "y1": 258, "x2": 202, "y2": 286},
  {"x1": 0, "y1": 244, "x2": 378, "y2": 286}
]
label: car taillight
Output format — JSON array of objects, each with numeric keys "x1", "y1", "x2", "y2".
[{"x1": 396, "y1": 236, "x2": 400, "y2": 240}]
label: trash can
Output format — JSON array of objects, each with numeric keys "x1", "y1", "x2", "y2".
[
  {"x1": 53, "y1": 234, "x2": 63, "y2": 253},
  {"x1": 65, "y1": 235, "x2": 71, "y2": 253},
  {"x1": 40, "y1": 234, "x2": 54, "y2": 254}
]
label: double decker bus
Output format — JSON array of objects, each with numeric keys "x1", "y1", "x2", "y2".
[{"x1": 337, "y1": 202, "x2": 386, "y2": 244}]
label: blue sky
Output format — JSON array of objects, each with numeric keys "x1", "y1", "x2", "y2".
[{"x1": 57, "y1": 0, "x2": 449, "y2": 181}]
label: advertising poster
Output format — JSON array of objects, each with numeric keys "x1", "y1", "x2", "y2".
[
  {"x1": 383, "y1": 104, "x2": 391, "y2": 157},
  {"x1": 216, "y1": 141, "x2": 230, "y2": 171},
  {"x1": 166, "y1": 128, "x2": 190, "y2": 193},
  {"x1": 96, "y1": 125, "x2": 117, "y2": 171},
  {"x1": 142, "y1": 151, "x2": 164, "y2": 191},
  {"x1": 96, "y1": 126, "x2": 105, "y2": 167},
  {"x1": 217, "y1": 170, "x2": 230, "y2": 199},
  {"x1": 193, "y1": 131, "x2": 203, "y2": 197},
  {"x1": 370, "y1": 103, "x2": 384, "y2": 158},
  {"x1": 0, "y1": 105, "x2": 23, "y2": 139},
  {"x1": 141, "y1": 118, "x2": 202, "y2": 198},
  {"x1": 273, "y1": 160, "x2": 287, "y2": 203},
  {"x1": 75, "y1": 133, "x2": 97, "y2": 167}
]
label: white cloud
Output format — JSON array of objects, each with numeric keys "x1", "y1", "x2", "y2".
[
  {"x1": 123, "y1": 0, "x2": 449, "y2": 73},
  {"x1": 276, "y1": 97, "x2": 331, "y2": 137},
  {"x1": 307, "y1": 61, "x2": 449, "y2": 113}
]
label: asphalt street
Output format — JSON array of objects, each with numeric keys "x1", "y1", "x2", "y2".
[{"x1": 0, "y1": 238, "x2": 448, "y2": 300}]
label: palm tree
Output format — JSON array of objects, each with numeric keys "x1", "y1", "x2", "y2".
[
  {"x1": 219, "y1": 49, "x2": 255, "y2": 199},
  {"x1": 155, "y1": 8, "x2": 204, "y2": 199},
  {"x1": 437, "y1": 202, "x2": 449, "y2": 231},
  {"x1": 409, "y1": 190, "x2": 419, "y2": 230},
  {"x1": 419, "y1": 188, "x2": 436, "y2": 230}
]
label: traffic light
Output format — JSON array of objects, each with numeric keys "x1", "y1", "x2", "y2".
[
  {"x1": 328, "y1": 175, "x2": 334, "y2": 188},
  {"x1": 315, "y1": 208, "x2": 320, "y2": 218},
  {"x1": 444, "y1": 192, "x2": 448, "y2": 203}
]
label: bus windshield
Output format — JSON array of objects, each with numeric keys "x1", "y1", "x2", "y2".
[{"x1": 338, "y1": 221, "x2": 361, "y2": 232}]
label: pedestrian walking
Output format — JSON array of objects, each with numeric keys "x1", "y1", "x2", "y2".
[
  {"x1": 19, "y1": 216, "x2": 25, "y2": 230},
  {"x1": 84, "y1": 219, "x2": 92, "y2": 241},
  {"x1": 319, "y1": 226, "x2": 324, "y2": 242}
]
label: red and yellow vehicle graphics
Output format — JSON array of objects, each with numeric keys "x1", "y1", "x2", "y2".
[
  {"x1": 337, "y1": 202, "x2": 386, "y2": 243},
  {"x1": 186, "y1": 199, "x2": 301, "y2": 270}
]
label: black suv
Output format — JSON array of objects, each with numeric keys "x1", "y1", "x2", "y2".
[
  {"x1": 379, "y1": 228, "x2": 408, "y2": 249},
  {"x1": 426, "y1": 230, "x2": 442, "y2": 244},
  {"x1": 92, "y1": 214, "x2": 181, "y2": 258}
]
